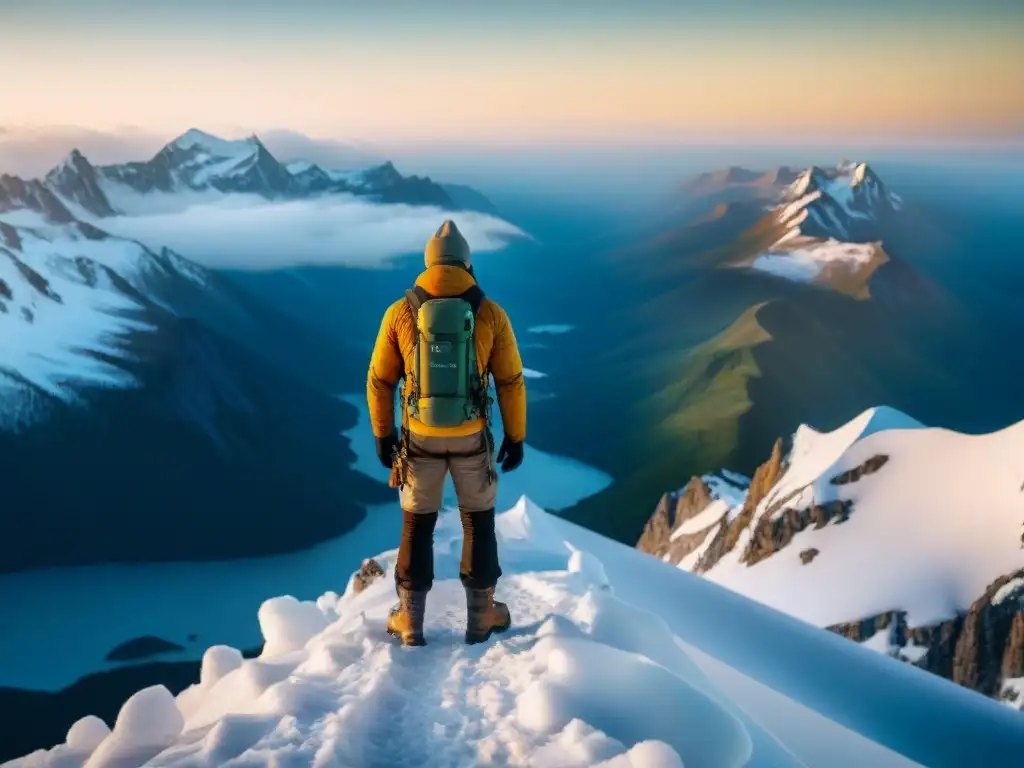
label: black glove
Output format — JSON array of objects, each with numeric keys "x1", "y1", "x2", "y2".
[
  {"x1": 496, "y1": 436, "x2": 524, "y2": 473},
  {"x1": 375, "y1": 432, "x2": 399, "y2": 469}
]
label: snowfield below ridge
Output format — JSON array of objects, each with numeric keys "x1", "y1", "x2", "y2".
[{"x1": 11, "y1": 497, "x2": 1024, "y2": 768}]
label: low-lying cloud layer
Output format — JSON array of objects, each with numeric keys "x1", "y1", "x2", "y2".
[{"x1": 99, "y1": 195, "x2": 527, "y2": 270}]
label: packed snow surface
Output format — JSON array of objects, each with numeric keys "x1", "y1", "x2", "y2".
[
  {"x1": 0, "y1": 395, "x2": 610, "y2": 692},
  {"x1": 14, "y1": 496, "x2": 1024, "y2": 768},
  {"x1": 679, "y1": 406, "x2": 1024, "y2": 629}
]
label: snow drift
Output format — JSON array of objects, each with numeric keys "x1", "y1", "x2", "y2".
[{"x1": 11, "y1": 498, "x2": 1024, "y2": 768}]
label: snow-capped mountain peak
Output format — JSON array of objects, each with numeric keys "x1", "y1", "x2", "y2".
[
  {"x1": 781, "y1": 161, "x2": 899, "y2": 222},
  {"x1": 169, "y1": 128, "x2": 263, "y2": 158},
  {"x1": 150, "y1": 129, "x2": 290, "y2": 195},
  {"x1": 44, "y1": 149, "x2": 116, "y2": 218},
  {"x1": 738, "y1": 161, "x2": 905, "y2": 296},
  {"x1": 1, "y1": 127, "x2": 498, "y2": 223}
]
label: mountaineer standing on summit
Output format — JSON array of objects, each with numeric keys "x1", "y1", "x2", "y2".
[{"x1": 367, "y1": 219, "x2": 527, "y2": 647}]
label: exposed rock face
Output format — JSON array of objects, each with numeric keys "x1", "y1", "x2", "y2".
[
  {"x1": 744, "y1": 499, "x2": 852, "y2": 566},
  {"x1": 45, "y1": 150, "x2": 117, "y2": 217},
  {"x1": 830, "y1": 454, "x2": 889, "y2": 485},
  {"x1": 0, "y1": 174, "x2": 75, "y2": 222},
  {"x1": 800, "y1": 548, "x2": 819, "y2": 565},
  {"x1": 827, "y1": 569, "x2": 1024, "y2": 706},
  {"x1": 353, "y1": 558, "x2": 385, "y2": 594},
  {"x1": 694, "y1": 438, "x2": 784, "y2": 573},
  {"x1": 1, "y1": 221, "x2": 21, "y2": 249},
  {"x1": 636, "y1": 476, "x2": 716, "y2": 562}
]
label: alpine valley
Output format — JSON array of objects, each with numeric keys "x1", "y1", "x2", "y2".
[{"x1": 0, "y1": 127, "x2": 505, "y2": 573}]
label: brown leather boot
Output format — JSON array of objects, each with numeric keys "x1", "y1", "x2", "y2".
[
  {"x1": 464, "y1": 586, "x2": 511, "y2": 645},
  {"x1": 386, "y1": 586, "x2": 427, "y2": 647}
]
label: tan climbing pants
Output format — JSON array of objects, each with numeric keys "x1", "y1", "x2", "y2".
[{"x1": 398, "y1": 431, "x2": 497, "y2": 514}]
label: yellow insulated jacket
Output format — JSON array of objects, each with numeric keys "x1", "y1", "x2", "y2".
[{"x1": 367, "y1": 265, "x2": 527, "y2": 442}]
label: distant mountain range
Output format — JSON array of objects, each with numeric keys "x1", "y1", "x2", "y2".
[
  {"x1": 2, "y1": 128, "x2": 497, "y2": 221},
  {"x1": 0, "y1": 129, "x2": 443, "y2": 572},
  {"x1": 637, "y1": 405, "x2": 1024, "y2": 709},
  {"x1": 556, "y1": 159, "x2": 1015, "y2": 549}
]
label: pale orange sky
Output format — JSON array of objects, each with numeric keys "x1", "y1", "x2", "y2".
[{"x1": 0, "y1": 2, "x2": 1021, "y2": 143}]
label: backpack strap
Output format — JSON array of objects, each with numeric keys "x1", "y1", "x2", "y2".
[
  {"x1": 405, "y1": 285, "x2": 430, "y2": 314},
  {"x1": 406, "y1": 284, "x2": 482, "y2": 314},
  {"x1": 458, "y1": 284, "x2": 485, "y2": 315}
]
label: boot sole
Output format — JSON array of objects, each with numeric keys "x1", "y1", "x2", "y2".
[
  {"x1": 386, "y1": 627, "x2": 426, "y2": 647},
  {"x1": 464, "y1": 619, "x2": 512, "y2": 646}
]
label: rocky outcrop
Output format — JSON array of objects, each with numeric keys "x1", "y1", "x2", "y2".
[
  {"x1": 827, "y1": 569, "x2": 1024, "y2": 706},
  {"x1": 744, "y1": 499, "x2": 852, "y2": 566},
  {"x1": 800, "y1": 548, "x2": 819, "y2": 565},
  {"x1": 694, "y1": 438, "x2": 785, "y2": 573},
  {"x1": 353, "y1": 558, "x2": 385, "y2": 594},
  {"x1": 45, "y1": 150, "x2": 117, "y2": 218},
  {"x1": 637, "y1": 477, "x2": 715, "y2": 560},
  {"x1": 830, "y1": 454, "x2": 889, "y2": 485},
  {"x1": 0, "y1": 174, "x2": 75, "y2": 223},
  {"x1": 0, "y1": 221, "x2": 21, "y2": 250}
]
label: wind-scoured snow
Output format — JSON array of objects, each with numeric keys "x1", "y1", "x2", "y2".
[
  {"x1": 15, "y1": 495, "x2": 1024, "y2": 768},
  {"x1": 0, "y1": 394, "x2": 610, "y2": 693},
  {"x1": 677, "y1": 405, "x2": 1024, "y2": 631}
]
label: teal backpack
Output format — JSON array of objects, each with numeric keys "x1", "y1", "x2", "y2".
[{"x1": 405, "y1": 285, "x2": 488, "y2": 428}]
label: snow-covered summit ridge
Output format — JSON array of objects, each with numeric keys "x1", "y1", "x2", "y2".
[
  {"x1": 12, "y1": 496, "x2": 1024, "y2": 768},
  {"x1": 665, "y1": 402, "x2": 1024, "y2": 632}
]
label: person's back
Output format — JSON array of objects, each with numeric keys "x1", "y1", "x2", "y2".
[{"x1": 367, "y1": 219, "x2": 526, "y2": 646}]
